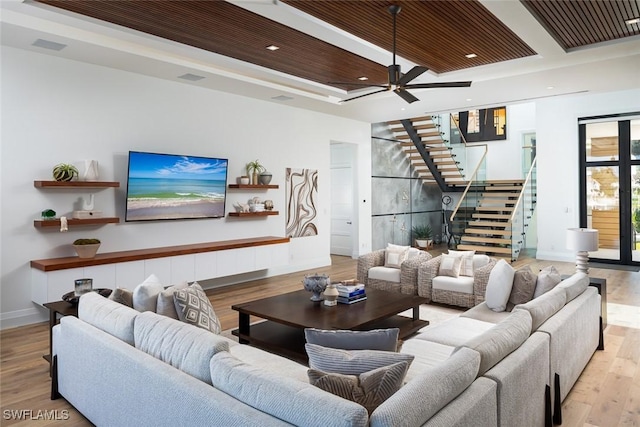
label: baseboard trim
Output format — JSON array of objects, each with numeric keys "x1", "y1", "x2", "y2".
[{"x1": 0, "y1": 306, "x2": 47, "y2": 330}]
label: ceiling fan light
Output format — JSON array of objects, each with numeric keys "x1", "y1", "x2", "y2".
[
  {"x1": 358, "y1": 76, "x2": 368, "y2": 81},
  {"x1": 625, "y1": 17, "x2": 640, "y2": 25},
  {"x1": 465, "y1": 53, "x2": 478, "y2": 59},
  {"x1": 266, "y1": 45, "x2": 280, "y2": 51}
]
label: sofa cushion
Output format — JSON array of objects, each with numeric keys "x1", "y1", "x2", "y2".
[
  {"x1": 210, "y1": 352, "x2": 369, "y2": 427},
  {"x1": 305, "y1": 344, "x2": 414, "y2": 376},
  {"x1": 406, "y1": 247, "x2": 422, "y2": 260},
  {"x1": 461, "y1": 302, "x2": 513, "y2": 324},
  {"x1": 558, "y1": 272, "x2": 589, "y2": 302},
  {"x1": 156, "y1": 281, "x2": 189, "y2": 319},
  {"x1": 412, "y1": 317, "x2": 495, "y2": 347},
  {"x1": 384, "y1": 244, "x2": 410, "y2": 268},
  {"x1": 369, "y1": 347, "x2": 480, "y2": 427},
  {"x1": 173, "y1": 282, "x2": 221, "y2": 334},
  {"x1": 458, "y1": 309, "x2": 532, "y2": 375},
  {"x1": 485, "y1": 259, "x2": 515, "y2": 312},
  {"x1": 431, "y1": 275, "x2": 474, "y2": 293},
  {"x1": 448, "y1": 250, "x2": 475, "y2": 277},
  {"x1": 472, "y1": 254, "x2": 491, "y2": 270},
  {"x1": 509, "y1": 265, "x2": 537, "y2": 306},
  {"x1": 229, "y1": 342, "x2": 309, "y2": 383},
  {"x1": 132, "y1": 274, "x2": 164, "y2": 312},
  {"x1": 398, "y1": 339, "x2": 455, "y2": 383},
  {"x1": 108, "y1": 287, "x2": 133, "y2": 307},
  {"x1": 134, "y1": 311, "x2": 229, "y2": 385},
  {"x1": 304, "y1": 328, "x2": 399, "y2": 352},
  {"x1": 308, "y1": 361, "x2": 410, "y2": 415},
  {"x1": 438, "y1": 254, "x2": 462, "y2": 278},
  {"x1": 514, "y1": 286, "x2": 567, "y2": 330},
  {"x1": 78, "y1": 292, "x2": 138, "y2": 345},
  {"x1": 533, "y1": 265, "x2": 562, "y2": 298},
  {"x1": 368, "y1": 266, "x2": 400, "y2": 283}
]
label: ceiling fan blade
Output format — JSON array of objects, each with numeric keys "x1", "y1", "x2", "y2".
[
  {"x1": 397, "y1": 66, "x2": 429, "y2": 86},
  {"x1": 405, "y1": 81, "x2": 472, "y2": 89},
  {"x1": 340, "y1": 87, "x2": 390, "y2": 102},
  {"x1": 328, "y1": 81, "x2": 388, "y2": 89},
  {"x1": 394, "y1": 88, "x2": 419, "y2": 104}
]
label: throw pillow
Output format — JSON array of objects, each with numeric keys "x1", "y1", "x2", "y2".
[
  {"x1": 485, "y1": 259, "x2": 515, "y2": 312},
  {"x1": 173, "y1": 282, "x2": 221, "y2": 334},
  {"x1": 448, "y1": 250, "x2": 475, "y2": 277},
  {"x1": 132, "y1": 274, "x2": 164, "y2": 312},
  {"x1": 533, "y1": 265, "x2": 562, "y2": 298},
  {"x1": 384, "y1": 244, "x2": 410, "y2": 268},
  {"x1": 108, "y1": 287, "x2": 133, "y2": 307},
  {"x1": 304, "y1": 328, "x2": 399, "y2": 352},
  {"x1": 438, "y1": 253, "x2": 462, "y2": 278},
  {"x1": 509, "y1": 265, "x2": 537, "y2": 306},
  {"x1": 156, "y1": 281, "x2": 189, "y2": 319},
  {"x1": 308, "y1": 361, "x2": 410, "y2": 415},
  {"x1": 305, "y1": 343, "x2": 414, "y2": 376}
]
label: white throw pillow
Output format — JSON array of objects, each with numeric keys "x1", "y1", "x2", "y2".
[
  {"x1": 485, "y1": 259, "x2": 515, "y2": 312},
  {"x1": 132, "y1": 274, "x2": 164, "y2": 312},
  {"x1": 385, "y1": 244, "x2": 410, "y2": 268},
  {"x1": 448, "y1": 250, "x2": 475, "y2": 277},
  {"x1": 438, "y1": 254, "x2": 462, "y2": 278},
  {"x1": 533, "y1": 265, "x2": 562, "y2": 298}
]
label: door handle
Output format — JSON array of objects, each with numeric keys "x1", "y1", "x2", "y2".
[{"x1": 346, "y1": 221, "x2": 352, "y2": 224}]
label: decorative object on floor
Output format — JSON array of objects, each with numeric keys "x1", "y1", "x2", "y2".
[
  {"x1": 303, "y1": 273, "x2": 330, "y2": 301},
  {"x1": 411, "y1": 223, "x2": 433, "y2": 249},
  {"x1": 74, "y1": 277, "x2": 93, "y2": 296},
  {"x1": 72, "y1": 238, "x2": 101, "y2": 258},
  {"x1": 246, "y1": 159, "x2": 265, "y2": 185},
  {"x1": 566, "y1": 228, "x2": 599, "y2": 275},
  {"x1": 82, "y1": 159, "x2": 99, "y2": 181},
  {"x1": 237, "y1": 176, "x2": 250, "y2": 185},
  {"x1": 264, "y1": 199, "x2": 274, "y2": 210},
  {"x1": 62, "y1": 287, "x2": 111, "y2": 305},
  {"x1": 286, "y1": 168, "x2": 318, "y2": 238},
  {"x1": 259, "y1": 171, "x2": 272, "y2": 185},
  {"x1": 52, "y1": 163, "x2": 79, "y2": 181},
  {"x1": 41, "y1": 209, "x2": 56, "y2": 220},
  {"x1": 323, "y1": 283, "x2": 339, "y2": 306}
]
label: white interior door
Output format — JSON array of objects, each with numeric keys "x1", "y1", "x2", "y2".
[{"x1": 331, "y1": 144, "x2": 354, "y2": 256}]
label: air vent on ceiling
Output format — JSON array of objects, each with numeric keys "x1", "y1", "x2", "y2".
[
  {"x1": 271, "y1": 95, "x2": 294, "y2": 101},
  {"x1": 178, "y1": 73, "x2": 205, "y2": 81},
  {"x1": 32, "y1": 39, "x2": 67, "y2": 51}
]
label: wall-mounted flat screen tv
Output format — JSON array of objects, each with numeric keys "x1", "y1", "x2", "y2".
[{"x1": 125, "y1": 151, "x2": 228, "y2": 222}]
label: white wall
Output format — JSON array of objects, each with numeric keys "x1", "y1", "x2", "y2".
[
  {"x1": 0, "y1": 47, "x2": 371, "y2": 328},
  {"x1": 535, "y1": 89, "x2": 640, "y2": 262}
]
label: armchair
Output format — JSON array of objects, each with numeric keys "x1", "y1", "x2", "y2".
[
  {"x1": 418, "y1": 254, "x2": 498, "y2": 307},
  {"x1": 357, "y1": 247, "x2": 432, "y2": 295}
]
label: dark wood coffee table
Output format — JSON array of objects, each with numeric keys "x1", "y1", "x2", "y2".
[{"x1": 231, "y1": 288, "x2": 428, "y2": 363}]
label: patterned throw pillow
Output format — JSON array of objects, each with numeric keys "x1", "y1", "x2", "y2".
[
  {"x1": 438, "y1": 253, "x2": 462, "y2": 278},
  {"x1": 173, "y1": 282, "x2": 221, "y2": 334},
  {"x1": 305, "y1": 343, "x2": 414, "y2": 375},
  {"x1": 384, "y1": 244, "x2": 410, "y2": 268},
  {"x1": 308, "y1": 361, "x2": 411, "y2": 414}
]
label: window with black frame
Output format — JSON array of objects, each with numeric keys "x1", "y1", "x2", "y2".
[{"x1": 456, "y1": 107, "x2": 507, "y2": 142}]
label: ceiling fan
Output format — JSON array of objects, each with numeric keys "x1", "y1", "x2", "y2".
[{"x1": 336, "y1": 5, "x2": 472, "y2": 104}]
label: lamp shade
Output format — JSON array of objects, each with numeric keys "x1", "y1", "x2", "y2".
[{"x1": 566, "y1": 228, "x2": 599, "y2": 252}]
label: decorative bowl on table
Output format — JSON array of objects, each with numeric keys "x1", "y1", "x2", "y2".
[
  {"x1": 62, "y1": 288, "x2": 112, "y2": 305},
  {"x1": 302, "y1": 273, "x2": 330, "y2": 301}
]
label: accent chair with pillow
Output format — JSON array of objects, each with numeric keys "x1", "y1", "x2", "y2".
[
  {"x1": 356, "y1": 244, "x2": 432, "y2": 295},
  {"x1": 417, "y1": 251, "x2": 498, "y2": 308}
]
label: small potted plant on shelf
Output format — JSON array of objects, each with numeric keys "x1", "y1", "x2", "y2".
[
  {"x1": 411, "y1": 224, "x2": 433, "y2": 249},
  {"x1": 52, "y1": 163, "x2": 79, "y2": 182},
  {"x1": 72, "y1": 238, "x2": 101, "y2": 259},
  {"x1": 245, "y1": 160, "x2": 265, "y2": 185}
]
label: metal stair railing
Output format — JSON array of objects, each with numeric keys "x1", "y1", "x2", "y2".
[{"x1": 509, "y1": 157, "x2": 537, "y2": 261}]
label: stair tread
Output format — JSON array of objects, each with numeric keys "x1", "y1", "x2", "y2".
[
  {"x1": 461, "y1": 236, "x2": 512, "y2": 244},
  {"x1": 472, "y1": 213, "x2": 512, "y2": 219},
  {"x1": 465, "y1": 228, "x2": 512, "y2": 236},
  {"x1": 467, "y1": 221, "x2": 511, "y2": 228},
  {"x1": 456, "y1": 244, "x2": 513, "y2": 254},
  {"x1": 476, "y1": 206, "x2": 515, "y2": 211}
]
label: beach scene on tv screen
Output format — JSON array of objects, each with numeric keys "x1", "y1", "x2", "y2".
[{"x1": 126, "y1": 152, "x2": 227, "y2": 221}]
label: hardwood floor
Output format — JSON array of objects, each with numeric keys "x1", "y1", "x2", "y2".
[{"x1": 1, "y1": 249, "x2": 638, "y2": 426}]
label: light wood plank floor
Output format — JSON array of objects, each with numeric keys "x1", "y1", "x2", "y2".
[{"x1": 1, "y1": 249, "x2": 638, "y2": 426}]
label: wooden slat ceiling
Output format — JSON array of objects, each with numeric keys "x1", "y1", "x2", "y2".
[{"x1": 521, "y1": 0, "x2": 640, "y2": 51}]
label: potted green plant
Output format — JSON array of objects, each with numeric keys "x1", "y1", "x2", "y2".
[
  {"x1": 411, "y1": 224, "x2": 433, "y2": 249},
  {"x1": 52, "y1": 163, "x2": 79, "y2": 182},
  {"x1": 245, "y1": 160, "x2": 265, "y2": 185},
  {"x1": 72, "y1": 238, "x2": 101, "y2": 259}
]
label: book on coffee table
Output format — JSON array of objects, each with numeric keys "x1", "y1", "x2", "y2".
[{"x1": 337, "y1": 295, "x2": 367, "y2": 304}]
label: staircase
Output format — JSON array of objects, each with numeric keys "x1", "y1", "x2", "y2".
[{"x1": 387, "y1": 116, "x2": 466, "y2": 187}]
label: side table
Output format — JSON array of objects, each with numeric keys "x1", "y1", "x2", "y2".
[{"x1": 43, "y1": 300, "x2": 78, "y2": 375}]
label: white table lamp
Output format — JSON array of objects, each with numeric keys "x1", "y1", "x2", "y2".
[{"x1": 566, "y1": 228, "x2": 599, "y2": 275}]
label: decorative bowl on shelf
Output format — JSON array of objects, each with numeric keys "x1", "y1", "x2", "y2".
[
  {"x1": 259, "y1": 172, "x2": 273, "y2": 185},
  {"x1": 72, "y1": 240, "x2": 101, "y2": 258},
  {"x1": 62, "y1": 288, "x2": 112, "y2": 305},
  {"x1": 303, "y1": 273, "x2": 330, "y2": 301}
]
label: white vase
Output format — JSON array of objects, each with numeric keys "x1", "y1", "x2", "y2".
[
  {"x1": 324, "y1": 283, "x2": 339, "y2": 306},
  {"x1": 82, "y1": 160, "x2": 99, "y2": 181}
]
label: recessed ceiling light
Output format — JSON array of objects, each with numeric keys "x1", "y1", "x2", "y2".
[
  {"x1": 266, "y1": 45, "x2": 280, "y2": 51},
  {"x1": 465, "y1": 53, "x2": 477, "y2": 59},
  {"x1": 547, "y1": 86, "x2": 554, "y2": 90},
  {"x1": 466, "y1": 98, "x2": 472, "y2": 101},
  {"x1": 358, "y1": 76, "x2": 368, "y2": 81},
  {"x1": 32, "y1": 39, "x2": 67, "y2": 51},
  {"x1": 625, "y1": 17, "x2": 640, "y2": 25},
  {"x1": 178, "y1": 73, "x2": 205, "y2": 81}
]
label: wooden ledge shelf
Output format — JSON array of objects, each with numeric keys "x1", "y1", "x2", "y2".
[
  {"x1": 34, "y1": 217, "x2": 120, "y2": 228},
  {"x1": 30, "y1": 236, "x2": 290, "y2": 272},
  {"x1": 228, "y1": 211, "x2": 279, "y2": 217},
  {"x1": 228, "y1": 184, "x2": 279, "y2": 189},
  {"x1": 34, "y1": 180, "x2": 120, "y2": 188}
]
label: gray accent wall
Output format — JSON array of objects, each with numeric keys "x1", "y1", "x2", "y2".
[{"x1": 371, "y1": 123, "x2": 442, "y2": 250}]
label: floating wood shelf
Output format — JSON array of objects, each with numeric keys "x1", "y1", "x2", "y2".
[
  {"x1": 34, "y1": 217, "x2": 120, "y2": 228},
  {"x1": 228, "y1": 184, "x2": 279, "y2": 189},
  {"x1": 34, "y1": 180, "x2": 120, "y2": 188},
  {"x1": 228, "y1": 211, "x2": 279, "y2": 217}
]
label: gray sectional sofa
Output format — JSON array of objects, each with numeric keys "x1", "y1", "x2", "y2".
[{"x1": 52, "y1": 272, "x2": 600, "y2": 427}]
